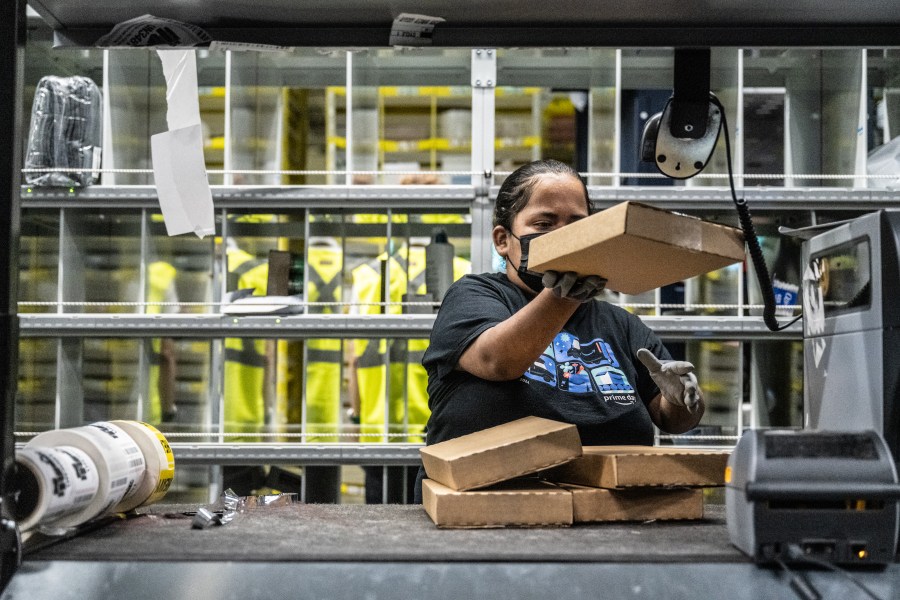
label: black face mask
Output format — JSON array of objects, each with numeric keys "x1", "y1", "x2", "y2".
[{"x1": 507, "y1": 231, "x2": 546, "y2": 294}]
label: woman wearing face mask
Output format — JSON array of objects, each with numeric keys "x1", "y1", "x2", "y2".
[{"x1": 414, "y1": 159, "x2": 705, "y2": 502}]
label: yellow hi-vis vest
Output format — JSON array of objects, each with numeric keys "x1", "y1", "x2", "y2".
[
  {"x1": 305, "y1": 244, "x2": 343, "y2": 442},
  {"x1": 224, "y1": 247, "x2": 269, "y2": 437},
  {"x1": 147, "y1": 261, "x2": 177, "y2": 425},
  {"x1": 352, "y1": 246, "x2": 470, "y2": 443}
]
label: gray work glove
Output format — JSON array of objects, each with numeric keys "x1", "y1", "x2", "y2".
[
  {"x1": 542, "y1": 270, "x2": 607, "y2": 302},
  {"x1": 636, "y1": 348, "x2": 702, "y2": 414}
]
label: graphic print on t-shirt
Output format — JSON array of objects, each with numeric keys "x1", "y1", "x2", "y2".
[{"x1": 523, "y1": 331, "x2": 636, "y2": 403}]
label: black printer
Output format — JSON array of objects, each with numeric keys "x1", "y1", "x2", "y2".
[{"x1": 726, "y1": 429, "x2": 900, "y2": 565}]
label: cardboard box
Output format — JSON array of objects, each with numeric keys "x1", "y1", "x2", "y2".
[
  {"x1": 542, "y1": 446, "x2": 730, "y2": 489},
  {"x1": 527, "y1": 201, "x2": 745, "y2": 295},
  {"x1": 422, "y1": 478, "x2": 573, "y2": 528},
  {"x1": 419, "y1": 416, "x2": 582, "y2": 491},
  {"x1": 563, "y1": 484, "x2": 704, "y2": 522}
]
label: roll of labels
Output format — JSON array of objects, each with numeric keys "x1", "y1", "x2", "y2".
[{"x1": 12, "y1": 421, "x2": 175, "y2": 533}]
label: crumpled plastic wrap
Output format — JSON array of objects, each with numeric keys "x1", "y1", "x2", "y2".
[
  {"x1": 191, "y1": 488, "x2": 241, "y2": 529},
  {"x1": 190, "y1": 489, "x2": 300, "y2": 529},
  {"x1": 24, "y1": 75, "x2": 103, "y2": 187},
  {"x1": 94, "y1": 14, "x2": 211, "y2": 48}
]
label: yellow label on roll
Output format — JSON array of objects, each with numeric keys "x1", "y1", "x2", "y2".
[
  {"x1": 724, "y1": 466, "x2": 732, "y2": 484},
  {"x1": 139, "y1": 422, "x2": 176, "y2": 501}
]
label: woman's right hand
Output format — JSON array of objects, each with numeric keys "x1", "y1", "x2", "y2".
[{"x1": 541, "y1": 270, "x2": 607, "y2": 302}]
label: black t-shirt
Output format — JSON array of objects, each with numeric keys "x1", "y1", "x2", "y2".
[{"x1": 422, "y1": 272, "x2": 670, "y2": 447}]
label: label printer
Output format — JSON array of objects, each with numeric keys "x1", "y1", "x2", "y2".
[{"x1": 726, "y1": 429, "x2": 900, "y2": 565}]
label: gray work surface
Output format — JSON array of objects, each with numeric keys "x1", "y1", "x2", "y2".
[
  {"x1": 25, "y1": 502, "x2": 739, "y2": 563},
  {"x1": 6, "y1": 502, "x2": 900, "y2": 600}
]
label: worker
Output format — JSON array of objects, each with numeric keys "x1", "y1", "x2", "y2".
[
  {"x1": 415, "y1": 159, "x2": 704, "y2": 502},
  {"x1": 223, "y1": 236, "x2": 344, "y2": 501},
  {"x1": 302, "y1": 238, "x2": 345, "y2": 503},
  {"x1": 349, "y1": 240, "x2": 470, "y2": 503},
  {"x1": 223, "y1": 241, "x2": 273, "y2": 495}
]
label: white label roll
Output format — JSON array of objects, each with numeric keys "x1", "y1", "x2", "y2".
[
  {"x1": 110, "y1": 420, "x2": 175, "y2": 511},
  {"x1": 14, "y1": 445, "x2": 100, "y2": 532},
  {"x1": 26, "y1": 421, "x2": 146, "y2": 528}
]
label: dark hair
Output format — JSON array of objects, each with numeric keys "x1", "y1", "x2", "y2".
[{"x1": 492, "y1": 159, "x2": 591, "y2": 230}]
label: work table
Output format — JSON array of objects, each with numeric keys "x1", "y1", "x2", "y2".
[{"x1": 5, "y1": 502, "x2": 899, "y2": 599}]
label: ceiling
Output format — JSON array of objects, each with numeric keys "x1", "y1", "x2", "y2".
[{"x1": 27, "y1": 0, "x2": 900, "y2": 48}]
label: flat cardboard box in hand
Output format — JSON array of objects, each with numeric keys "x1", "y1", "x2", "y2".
[
  {"x1": 527, "y1": 201, "x2": 745, "y2": 295},
  {"x1": 422, "y1": 478, "x2": 574, "y2": 528},
  {"x1": 542, "y1": 446, "x2": 730, "y2": 489},
  {"x1": 419, "y1": 416, "x2": 582, "y2": 491}
]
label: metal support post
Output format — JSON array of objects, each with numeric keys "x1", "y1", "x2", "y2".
[
  {"x1": 0, "y1": 0, "x2": 26, "y2": 589},
  {"x1": 470, "y1": 49, "x2": 497, "y2": 274}
]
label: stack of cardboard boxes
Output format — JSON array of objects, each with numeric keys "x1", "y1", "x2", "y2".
[{"x1": 420, "y1": 416, "x2": 729, "y2": 528}]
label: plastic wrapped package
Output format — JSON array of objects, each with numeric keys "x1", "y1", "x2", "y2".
[{"x1": 24, "y1": 76, "x2": 103, "y2": 186}]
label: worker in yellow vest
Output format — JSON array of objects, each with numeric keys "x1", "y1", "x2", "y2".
[
  {"x1": 223, "y1": 243, "x2": 273, "y2": 494},
  {"x1": 349, "y1": 242, "x2": 470, "y2": 503},
  {"x1": 223, "y1": 239, "x2": 345, "y2": 500},
  {"x1": 301, "y1": 239, "x2": 345, "y2": 503}
]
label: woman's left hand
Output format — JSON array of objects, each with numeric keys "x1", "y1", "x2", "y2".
[{"x1": 636, "y1": 348, "x2": 702, "y2": 413}]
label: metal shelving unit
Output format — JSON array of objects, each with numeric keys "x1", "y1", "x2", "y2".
[
  {"x1": 15, "y1": 35, "x2": 900, "y2": 481},
  {"x1": 1, "y1": 0, "x2": 896, "y2": 516}
]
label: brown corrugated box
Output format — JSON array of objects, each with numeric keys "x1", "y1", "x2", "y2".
[
  {"x1": 527, "y1": 201, "x2": 745, "y2": 295},
  {"x1": 422, "y1": 478, "x2": 573, "y2": 528},
  {"x1": 542, "y1": 446, "x2": 730, "y2": 489},
  {"x1": 419, "y1": 416, "x2": 582, "y2": 491},
  {"x1": 562, "y1": 484, "x2": 704, "y2": 522}
]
